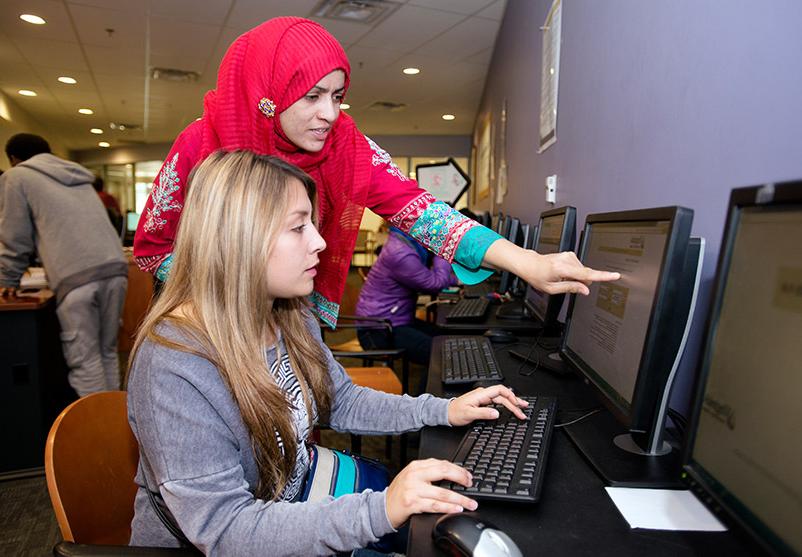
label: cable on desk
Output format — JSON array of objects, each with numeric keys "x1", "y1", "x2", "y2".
[
  {"x1": 516, "y1": 330, "x2": 545, "y2": 377},
  {"x1": 667, "y1": 408, "x2": 687, "y2": 439},
  {"x1": 555, "y1": 408, "x2": 602, "y2": 429}
]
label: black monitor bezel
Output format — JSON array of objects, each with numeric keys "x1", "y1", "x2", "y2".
[
  {"x1": 414, "y1": 158, "x2": 471, "y2": 206},
  {"x1": 523, "y1": 206, "x2": 577, "y2": 325},
  {"x1": 560, "y1": 206, "x2": 693, "y2": 434},
  {"x1": 682, "y1": 181, "x2": 802, "y2": 557},
  {"x1": 510, "y1": 223, "x2": 538, "y2": 295},
  {"x1": 498, "y1": 217, "x2": 523, "y2": 294}
]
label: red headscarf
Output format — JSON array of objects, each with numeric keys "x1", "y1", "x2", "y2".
[{"x1": 200, "y1": 17, "x2": 372, "y2": 325}]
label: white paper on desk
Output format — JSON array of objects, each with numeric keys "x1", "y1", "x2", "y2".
[{"x1": 605, "y1": 487, "x2": 727, "y2": 531}]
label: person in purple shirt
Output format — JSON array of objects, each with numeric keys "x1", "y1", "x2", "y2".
[{"x1": 355, "y1": 226, "x2": 456, "y2": 371}]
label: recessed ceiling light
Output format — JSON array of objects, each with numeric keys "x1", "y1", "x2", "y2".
[
  {"x1": 90, "y1": 128, "x2": 103, "y2": 134},
  {"x1": 20, "y1": 14, "x2": 46, "y2": 25},
  {"x1": 58, "y1": 76, "x2": 77, "y2": 84},
  {"x1": 18, "y1": 89, "x2": 37, "y2": 97},
  {"x1": 402, "y1": 67, "x2": 420, "y2": 75},
  {"x1": 442, "y1": 114, "x2": 456, "y2": 121},
  {"x1": 98, "y1": 141, "x2": 110, "y2": 148},
  {"x1": 340, "y1": 103, "x2": 351, "y2": 110},
  {"x1": 78, "y1": 108, "x2": 94, "y2": 115}
]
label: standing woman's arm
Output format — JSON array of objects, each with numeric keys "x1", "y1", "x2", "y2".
[{"x1": 361, "y1": 135, "x2": 619, "y2": 295}]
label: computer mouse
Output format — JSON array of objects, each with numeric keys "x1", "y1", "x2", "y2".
[
  {"x1": 433, "y1": 513, "x2": 523, "y2": 557},
  {"x1": 483, "y1": 329, "x2": 517, "y2": 343}
]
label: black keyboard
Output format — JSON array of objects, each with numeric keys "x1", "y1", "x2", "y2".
[
  {"x1": 446, "y1": 298, "x2": 490, "y2": 322},
  {"x1": 444, "y1": 396, "x2": 557, "y2": 503},
  {"x1": 441, "y1": 336, "x2": 503, "y2": 384}
]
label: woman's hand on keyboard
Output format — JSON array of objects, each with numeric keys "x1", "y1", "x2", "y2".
[
  {"x1": 447, "y1": 385, "x2": 529, "y2": 426},
  {"x1": 385, "y1": 458, "x2": 478, "y2": 528}
]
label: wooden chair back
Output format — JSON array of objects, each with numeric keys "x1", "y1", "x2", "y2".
[{"x1": 45, "y1": 391, "x2": 139, "y2": 545}]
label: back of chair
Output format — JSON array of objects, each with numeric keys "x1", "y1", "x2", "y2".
[{"x1": 45, "y1": 391, "x2": 139, "y2": 545}]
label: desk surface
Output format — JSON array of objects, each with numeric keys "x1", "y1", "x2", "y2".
[
  {"x1": 408, "y1": 337, "x2": 765, "y2": 556},
  {"x1": 0, "y1": 289, "x2": 53, "y2": 311}
]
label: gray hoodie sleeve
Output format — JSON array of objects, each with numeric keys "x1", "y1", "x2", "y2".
[
  {"x1": 128, "y1": 342, "x2": 395, "y2": 557},
  {"x1": 306, "y1": 313, "x2": 452, "y2": 433},
  {"x1": 0, "y1": 175, "x2": 35, "y2": 287}
]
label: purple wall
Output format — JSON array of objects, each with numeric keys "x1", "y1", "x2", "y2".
[{"x1": 475, "y1": 0, "x2": 802, "y2": 413}]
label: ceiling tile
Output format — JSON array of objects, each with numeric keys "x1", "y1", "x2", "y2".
[
  {"x1": 148, "y1": 17, "x2": 219, "y2": 64},
  {"x1": 69, "y1": 3, "x2": 145, "y2": 49},
  {"x1": 0, "y1": 0, "x2": 77, "y2": 42},
  {"x1": 1, "y1": 85, "x2": 55, "y2": 103},
  {"x1": 0, "y1": 63, "x2": 44, "y2": 89},
  {"x1": 414, "y1": 16, "x2": 499, "y2": 62},
  {"x1": 407, "y1": 0, "x2": 496, "y2": 16},
  {"x1": 309, "y1": 16, "x2": 373, "y2": 47},
  {"x1": 83, "y1": 44, "x2": 145, "y2": 75},
  {"x1": 356, "y1": 4, "x2": 463, "y2": 52},
  {"x1": 476, "y1": 0, "x2": 508, "y2": 21},
  {"x1": 150, "y1": 0, "x2": 234, "y2": 26},
  {"x1": 346, "y1": 44, "x2": 403, "y2": 72},
  {"x1": 67, "y1": 0, "x2": 147, "y2": 15},
  {"x1": 226, "y1": 0, "x2": 319, "y2": 30},
  {"x1": 9, "y1": 37, "x2": 88, "y2": 71}
]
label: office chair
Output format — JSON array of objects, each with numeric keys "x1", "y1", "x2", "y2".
[
  {"x1": 320, "y1": 315, "x2": 409, "y2": 464},
  {"x1": 45, "y1": 391, "x2": 195, "y2": 556}
]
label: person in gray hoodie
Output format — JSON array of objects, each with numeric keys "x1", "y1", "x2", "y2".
[{"x1": 0, "y1": 133, "x2": 128, "y2": 396}]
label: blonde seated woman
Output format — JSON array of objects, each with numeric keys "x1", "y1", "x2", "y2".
[{"x1": 125, "y1": 150, "x2": 529, "y2": 556}]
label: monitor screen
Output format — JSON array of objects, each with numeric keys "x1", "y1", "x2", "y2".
[
  {"x1": 685, "y1": 194, "x2": 802, "y2": 555},
  {"x1": 126, "y1": 212, "x2": 140, "y2": 233},
  {"x1": 414, "y1": 158, "x2": 470, "y2": 206},
  {"x1": 564, "y1": 220, "x2": 670, "y2": 408},
  {"x1": 523, "y1": 206, "x2": 576, "y2": 326},
  {"x1": 559, "y1": 206, "x2": 697, "y2": 486}
]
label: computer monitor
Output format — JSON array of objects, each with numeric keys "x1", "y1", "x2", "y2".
[
  {"x1": 560, "y1": 206, "x2": 703, "y2": 487},
  {"x1": 682, "y1": 182, "x2": 802, "y2": 555},
  {"x1": 495, "y1": 212, "x2": 506, "y2": 234},
  {"x1": 126, "y1": 212, "x2": 140, "y2": 233},
  {"x1": 497, "y1": 217, "x2": 523, "y2": 294},
  {"x1": 510, "y1": 223, "x2": 538, "y2": 296},
  {"x1": 414, "y1": 158, "x2": 470, "y2": 206},
  {"x1": 523, "y1": 206, "x2": 577, "y2": 329}
]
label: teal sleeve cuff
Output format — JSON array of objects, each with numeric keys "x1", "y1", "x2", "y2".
[
  {"x1": 452, "y1": 226, "x2": 502, "y2": 285},
  {"x1": 155, "y1": 254, "x2": 174, "y2": 282}
]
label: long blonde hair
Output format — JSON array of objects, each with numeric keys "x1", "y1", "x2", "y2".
[{"x1": 129, "y1": 150, "x2": 332, "y2": 500}]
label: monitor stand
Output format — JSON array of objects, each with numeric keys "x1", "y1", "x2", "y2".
[
  {"x1": 563, "y1": 409, "x2": 683, "y2": 488},
  {"x1": 495, "y1": 300, "x2": 527, "y2": 320}
]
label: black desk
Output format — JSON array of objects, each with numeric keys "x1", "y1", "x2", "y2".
[
  {"x1": 0, "y1": 290, "x2": 72, "y2": 478},
  {"x1": 408, "y1": 337, "x2": 764, "y2": 556}
]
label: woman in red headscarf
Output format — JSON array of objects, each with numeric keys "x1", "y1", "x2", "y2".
[{"x1": 134, "y1": 17, "x2": 617, "y2": 327}]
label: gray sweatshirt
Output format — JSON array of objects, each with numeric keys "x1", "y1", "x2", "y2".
[
  {"x1": 0, "y1": 153, "x2": 126, "y2": 302},
  {"x1": 127, "y1": 316, "x2": 451, "y2": 556}
]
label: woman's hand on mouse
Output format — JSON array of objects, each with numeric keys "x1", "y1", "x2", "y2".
[
  {"x1": 484, "y1": 239, "x2": 620, "y2": 295},
  {"x1": 447, "y1": 384, "x2": 528, "y2": 426},
  {"x1": 385, "y1": 458, "x2": 478, "y2": 528}
]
